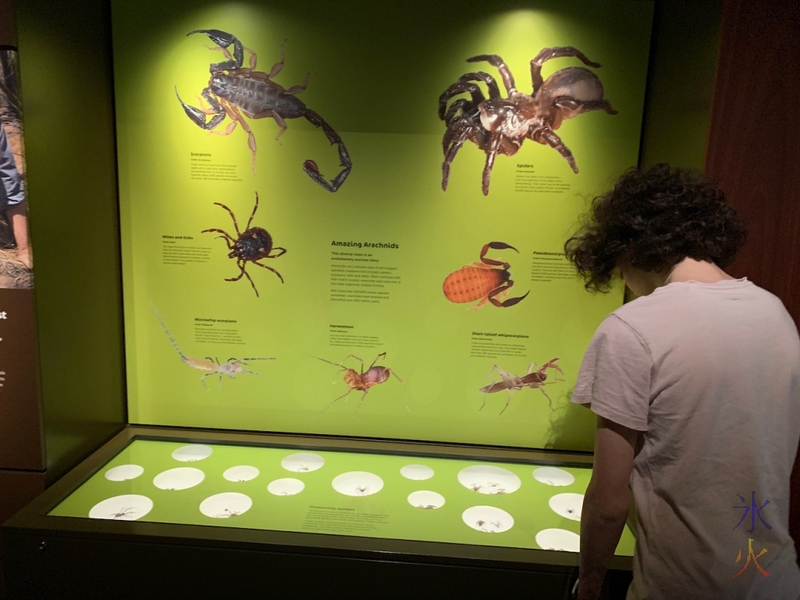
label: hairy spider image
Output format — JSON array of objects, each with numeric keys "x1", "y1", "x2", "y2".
[
  {"x1": 564, "y1": 164, "x2": 747, "y2": 292},
  {"x1": 439, "y1": 46, "x2": 617, "y2": 195}
]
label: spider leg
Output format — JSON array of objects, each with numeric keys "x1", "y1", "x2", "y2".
[
  {"x1": 267, "y1": 246, "x2": 287, "y2": 258},
  {"x1": 212, "y1": 202, "x2": 242, "y2": 237},
  {"x1": 438, "y1": 81, "x2": 485, "y2": 120},
  {"x1": 535, "y1": 128, "x2": 578, "y2": 173},
  {"x1": 442, "y1": 126, "x2": 470, "y2": 191},
  {"x1": 467, "y1": 54, "x2": 517, "y2": 94},
  {"x1": 251, "y1": 259, "x2": 285, "y2": 283},
  {"x1": 245, "y1": 192, "x2": 259, "y2": 230},
  {"x1": 530, "y1": 47, "x2": 602, "y2": 93},
  {"x1": 458, "y1": 72, "x2": 501, "y2": 99},
  {"x1": 481, "y1": 135, "x2": 502, "y2": 195}
]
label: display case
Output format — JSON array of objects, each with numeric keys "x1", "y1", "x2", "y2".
[
  {"x1": 4, "y1": 426, "x2": 634, "y2": 598},
  {"x1": 2, "y1": 0, "x2": 666, "y2": 596}
]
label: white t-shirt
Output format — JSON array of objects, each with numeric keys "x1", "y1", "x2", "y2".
[{"x1": 572, "y1": 279, "x2": 800, "y2": 600}]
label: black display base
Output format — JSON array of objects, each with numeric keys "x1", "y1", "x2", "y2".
[{"x1": 2, "y1": 427, "x2": 634, "y2": 599}]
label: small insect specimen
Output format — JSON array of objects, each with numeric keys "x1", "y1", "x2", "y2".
[
  {"x1": 355, "y1": 485, "x2": 370, "y2": 494},
  {"x1": 203, "y1": 192, "x2": 286, "y2": 298},
  {"x1": 175, "y1": 29, "x2": 351, "y2": 191},
  {"x1": 215, "y1": 508, "x2": 241, "y2": 518},
  {"x1": 491, "y1": 521, "x2": 503, "y2": 529},
  {"x1": 476, "y1": 519, "x2": 486, "y2": 527},
  {"x1": 493, "y1": 488, "x2": 507, "y2": 495},
  {"x1": 470, "y1": 483, "x2": 483, "y2": 492},
  {"x1": 151, "y1": 302, "x2": 273, "y2": 388},
  {"x1": 443, "y1": 241, "x2": 529, "y2": 309},
  {"x1": 565, "y1": 508, "x2": 576, "y2": 515},
  {"x1": 312, "y1": 352, "x2": 404, "y2": 416},
  {"x1": 479, "y1": 357, "x2": 564, "y2": 414},
  {"x1": 297, "y1": 465, "x2": 310, "y2": 472},
  {"x1": 109, "y1": 507, "x2": 136, "y2": 519},
  {"x1": 439, "y1": 46, "x2": 616, "y2": 195},
  {"x1": 487, "y1": 482, "x2": 499, "y2": 488},
  {"x1": 417, "y1": 504, "x2": 438, "y2": 510}
]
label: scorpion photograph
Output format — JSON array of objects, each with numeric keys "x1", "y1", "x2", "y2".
[
  {"x1": 202, "y1": 192, "x2": 286, "y2": 298},
  {"x1": 439, "y1": 46, "x2": 617, "y2": 195},
  {"x1": 442, "y1": 241, "x2": 529, "y2": 309},
  {"x1": 175, "y1": 29, "x2": 351, "y2": 192}
]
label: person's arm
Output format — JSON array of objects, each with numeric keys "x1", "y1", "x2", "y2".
[{"x1": 577, "y1": 416, "x2": 640, "y2": 600}]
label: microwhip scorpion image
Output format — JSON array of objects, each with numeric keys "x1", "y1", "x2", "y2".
[
  {"x1": 150, "y1": 303, "x2": 273, "y2": 388},
  {"x1": 439, "y1": 46, "x2": 617, "y2": 195},
  {"x1": 175, "y1": 29, "x2": 351, "y2": 192}
]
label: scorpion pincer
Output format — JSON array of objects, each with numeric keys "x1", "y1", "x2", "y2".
[{"x1": 175, "y1": 29, "x2": 352, "y2": 192}]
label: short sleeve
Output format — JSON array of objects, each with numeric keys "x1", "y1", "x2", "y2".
[{"x1": 571, "y1": 314, "x2": 652, "y2": 431}]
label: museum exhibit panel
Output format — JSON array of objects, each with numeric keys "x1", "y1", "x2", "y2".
[{"x1": 11, "y1": 0, "x2": 788, "y2": 597}]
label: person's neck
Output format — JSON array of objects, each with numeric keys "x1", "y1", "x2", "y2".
[{"x1": 666, "y1": 257, "x2": 736, "y2": 285}]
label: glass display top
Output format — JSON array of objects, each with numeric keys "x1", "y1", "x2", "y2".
[{"x1": 49, "y1": 439, "x2": 635, "y2": 556}]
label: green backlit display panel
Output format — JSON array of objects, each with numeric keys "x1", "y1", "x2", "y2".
[
  {"x1": 113, "y1": 0, "x2": 654, "y2": 450},
  {"x1": 50, "y1": 439, "x2": 634, "y2": 556}
]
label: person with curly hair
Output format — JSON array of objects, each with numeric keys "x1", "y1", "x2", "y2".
[{"x1": 565, "y1": 164, "x2": 800, "y2": 600}]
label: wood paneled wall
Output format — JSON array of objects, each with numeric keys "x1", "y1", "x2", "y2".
[{"x1": 705, "y1": 0, "x2": 800, "y2": 558}]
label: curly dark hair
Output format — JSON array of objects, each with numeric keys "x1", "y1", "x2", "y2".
[{"x1": 564, "y1": 163, "x2": 747, "y2": 292}]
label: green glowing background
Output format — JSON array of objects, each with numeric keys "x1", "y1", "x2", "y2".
[{"x1": 114, "y1": 0, "x2": 653, "y2": 449}]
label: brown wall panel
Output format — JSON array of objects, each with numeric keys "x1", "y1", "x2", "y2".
[{"x1": 705, "y1": 0, "x2": 800, "y2": 559}]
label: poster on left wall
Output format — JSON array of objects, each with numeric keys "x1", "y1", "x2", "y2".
[{"x1": 0, "y1": 45, "x2": 41, "y2": 471}]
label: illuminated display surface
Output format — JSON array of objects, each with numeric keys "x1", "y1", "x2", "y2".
[
  {"x1": 114, "y1": 0, "x2": 654, "y2": 450},
  {"x1": 50, "y1": 439, "x2": 634, "y2": 555}
]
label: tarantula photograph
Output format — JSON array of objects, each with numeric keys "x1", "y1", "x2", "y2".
[{"x1": 438, "y1": 46, "x2": 617, "y2": 195}]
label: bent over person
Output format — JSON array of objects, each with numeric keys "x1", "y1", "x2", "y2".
[{"x1": 564, "y1": 164, "x2": 800, "y2": 599}]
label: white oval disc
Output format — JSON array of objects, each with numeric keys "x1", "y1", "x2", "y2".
[
  {"x1": 104, "y1": 464, "x2": 144, "y2": 482},
  {"x1": 152, "y1": 467, "x2": 205, "y2": 491},
  {"x1": 462, "y1": 505, "x2": 514, "y2": 533},
  {"x1": 331, "y1": 471, "x2": 384, "y2": 496},
  {"x1": 89, "y1": 494, "x2": 153, "y2": 521},
  {"x1": 199, "y1": 492, "x2": 252, "y2": 519},
  {"x1": 171, "y1": 444, "x2": 213, "y2": 462}
]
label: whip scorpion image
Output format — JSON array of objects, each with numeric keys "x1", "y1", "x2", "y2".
[
  {"x1": 151, "y1": 303, "x2": 274, "y2": 388},
  {"x1": 202, "y1": 192, "x2": 286, "y2": 298},
  {"x1": 479, "y1": 358, "x2": 564, "y2": 414},
  {"x1": 442, "y1": 242, "x2": 529, "y2": 309},
  {"x1": 439, "y1": 46, "x2": 617, "y2": 195},
  {"x1": 175, "y1": 29, "x2": 352, "y2": 192}
]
